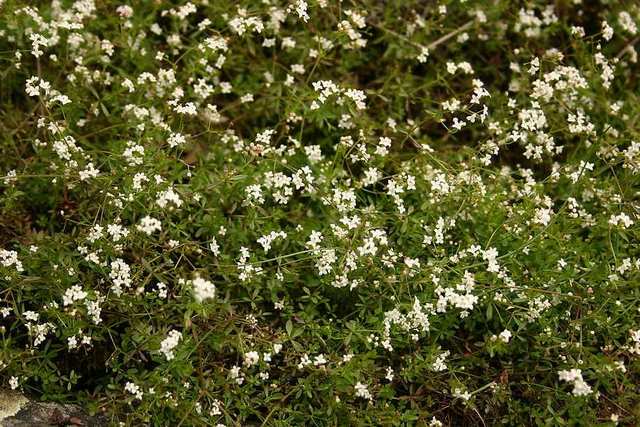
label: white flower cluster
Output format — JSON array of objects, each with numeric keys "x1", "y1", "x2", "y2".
[
  {"x1": 618, "y1": 12, "x2": 638, "y2": 35},
  {"x1": 287, "y1": 0, "x2": 309, "y2": 23},
  {"x1": 380, "y1": 298, "x2": 433, "y2": 350},
  {"x1": 354, "y1": 382, "x2": 372, "y2": 400},
  {"x1": 109, "y1": 258, "x2": 132, "y2": 296},
  {"x1": 192, "y1": 277, "x2": 216, "y2": 302},
  {"x1": 0, "y1": 249, "x2": 23, "y2": 272},
  {"x1": 237, "y1": 247, "x2": 263, "y2": 282},
  {"x1": 558, "y1": 369, "x2": 592, "y2": 397},
  {"x1": 243, "y1": 350, "x2": 261, "y2": 368},
  {"x1": 160, "y1": 330, "x2": 182, "y2": 361},
  {"x1": 25, "y1": 76, "x2": 71, "y2": 105},
  {"x1": 257, "y1": 231, "x2": 287, "y2": 253},
  {"x1": 609, "y1": 213, "x2": 634, "y2": 229},
  {"x1": 23, "y1": 310, "x2": 55, "y2": 347},
  {"x1": 435, "y1": 271, "x2": 479, "y2": 317},
  {"x1": 514, "y1": 6, "x2": 558, "y2": 38},
  {"x1": 62, "y1": 285, "x2": 87, "y2": 306},
  {"x1": 624, "y1": 329, "x2": 640, "y2": 355},
  {"x1": 124, "y1": 381, "x2": 143, "y2": 400},
  {"x1": 310, "y1": 80, "x2": 367, "y2": 110},
  {"x1": 137, "y1": 216, "x2": 162, "y2": 235},
  {"x1": 246, "y1": 167, "x2": 314, "y2": 205},
  {"x1": 431, "y1": 349, "x2": 450, "y2": 372},
  {"x1": 228, "y1": 8, "x2": 264, "y2": 36},
  {"x1": 156, "y1": 187, "x2": 183, "y2": 209},
  {"x1": 337, "y1": 10, "x2": 367, "y2": 50}
]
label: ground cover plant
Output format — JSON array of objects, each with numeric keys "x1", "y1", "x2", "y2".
[{"x1": 0, "y1": 0, "x2": 639, "y2": 425}]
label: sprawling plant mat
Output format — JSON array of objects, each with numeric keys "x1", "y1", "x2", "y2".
[{"x1": 0, "y1": 0, "x2": 639, "y2": 425}]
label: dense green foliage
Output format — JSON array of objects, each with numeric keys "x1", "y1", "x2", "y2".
[{"x1": 0, "y1": 0, "x2": 639, "y2": 425}]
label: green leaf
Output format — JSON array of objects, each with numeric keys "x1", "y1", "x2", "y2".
[{"x1": 286, "y1": 319, "x2": 293, "y2": 336}]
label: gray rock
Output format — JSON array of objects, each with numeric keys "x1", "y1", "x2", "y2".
[{"x1": 0, "y1": 391, "x2": 106, "y2": 427}]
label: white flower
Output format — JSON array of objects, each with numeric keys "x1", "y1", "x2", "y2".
[
  {"x1": 362, "y1": 167, "x2": 381, "y2": 186},
  {"x1": 160, "y1": 330, "x2": 182, "y2": 361},
  {"x1": 602, "y1": 21, "x2": 614, "y2": 41},
  {"x1": 432, "y1": 350, "x2": 450, "y2": 372},
  {"x1": 297, "y1": 353, "x2": 311, "y2": 369},
  {"x1": 257, "y1": 231, "x2": 287, "y2": 252},
  {"x1": 385, "y1": 366, "x2": 394, "y2": 381},
  {"x1": 116, "y1": 5, "x2": 134, "y2": 19},
  {"x1": 209, "y1": 237, "x2": 220, "y2": 256},
  {"x1": 156, "y1": 187, "x2": 183, "y2": 209},
  {"x1": 167, "y1": 132, "x2": 186, "y2": 148},
  {"x1": 354, "y1": 382, "x2": 372, "y2": 400},
  {"x1": 244, "y1": 351, "x2": 260, "y2": 367},
  {"x1": 313, "y1": 354, "x2": 326, "y2": 366},
  {"x1": 558, "y1": 369, "x2": 592, "y2": 396},
  {"x1": 109, "y1": 259, "x2": 132, "y2": 296},
  {"x1": 155, "y1": 282, "x2": 168, "y2": 299},
  {"x1": 174, "y1": 102, "x2": 198, "y2": 115},
  {"x1": 229, "y1": 365, "x2": 244, "y2": 385},
  {"x1": 609, "y1": 213, "x2": 634, "y2": 229},
  {"x1": 499, "y1": 329, "x2": 512, "y2": 343},
  {"x1": 124, "y1": 381, "x2": 143, "y2": 400},
  {"x1": 417, "y1": 47, "x2": 429, "y2": 63},
  {"x1": 192, "y1": 277, "x2": 216, "y2": 302},
  {"x1": 107, "y1": 224, "x2": 129, "y2": 242},
  {"x1": 533, "y1": 207, "x2": 553, "y2": 226},
  {"x1": 619, "y1": 12, "x2": 637, "y2": 35},
  {"x1": 0, "y1": 249, "x2": 23, "y2": 272},
  {"x1": 288, "y1": 0, "x2": 309, "y2": 22},
  {"x1": 62, "y1": 285, "x2": 87, "y2": 306},
  {"x1": 79, "y1": 162, "x2": 99, "y2": 181},
  {"x1": 68, "y1": 335, "x2": 78, "y2": 350},
  {"x1": 452, "y1": 387, "x2": 472, "y2": 401},
  {"x1": 137, "y1": 216, "x2": 162, "y2": 235}
]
